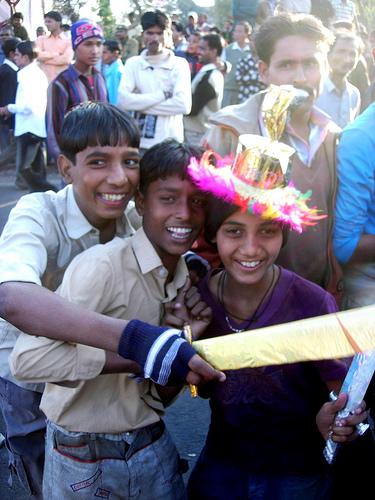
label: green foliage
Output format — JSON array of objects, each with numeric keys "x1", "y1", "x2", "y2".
[
  {"x1": 52, "y1": 0, "x2": 84, "y2": 22},
  {"x1": 214, "y1": 0, "x2": 232, "y2": 27},
  {"x1": 357, "y1": 1, "x2": 375, "y2": 30},
  {"x1": 95, "y1": 0, "x2": 116, "y2": 38}
]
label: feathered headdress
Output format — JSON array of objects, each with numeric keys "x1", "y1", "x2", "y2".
[{"x1": 187, "y1": 134, "x2": 325, "y2": 233}]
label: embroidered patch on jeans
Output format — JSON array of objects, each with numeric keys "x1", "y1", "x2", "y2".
[
  {"x1": 95, "y1": 488, "x2": 111, "y2": 498},
  {"x1": 70, "y1": 469, "x2": 102, "y2": 492}
]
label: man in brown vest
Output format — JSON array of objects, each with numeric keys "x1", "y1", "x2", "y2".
[{"x1": 203, "y1": 13, "x2": 342, "y2": 301}]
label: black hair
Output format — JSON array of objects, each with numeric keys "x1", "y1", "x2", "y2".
[
  {"x1": 3, "y1": 37, "x2": 20, "y2": 57},
  {"x1": 139, "y1": 139, "x2": 203, "y2": 195},
  {"x1": 202, "y1": 33, "x2": 224, "y2": 56},
  {"x1": 254, "y1": 13, "x2": 333, "y2": 65},
  {"x1": 16, "y1": 41, "x2": 37, "y2": 61},
  {"x1": 103, "y1": 40, "x2": 120, "y2": 52},
  {"x1": 172, "y1": 21, "x2": 184, "y2": 34},
  {"x1": 12, "y1": 12, "x2": 23, "y2": 20},
  {"x1": 59, "y1": 102, "x2": 140, "y2": 163},
  {"x1": 44, "y1": 11, "x2": 62, "y2": 23},
  {"x1": 204, "y1": 197, "x2": 288, "y2": 247},
  {"x1": 141, "y1": 10, "x2": 168, "y2": 31}
]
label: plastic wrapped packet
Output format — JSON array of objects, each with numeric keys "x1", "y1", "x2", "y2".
[{"x1": 323, "y1": 351, "x2": 375, "y2": 464}]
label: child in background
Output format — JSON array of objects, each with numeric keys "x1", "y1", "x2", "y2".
[
  {"x1": 102, "y1": 40, "x2": 124, "y2": 105},
  {"x1": 182, "y1": 135, "x2": 365, "y2": 499}
]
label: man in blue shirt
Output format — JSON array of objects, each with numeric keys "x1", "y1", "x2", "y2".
[{"x1": 333, "y1": 102, "x2": 375, "y2": 308}]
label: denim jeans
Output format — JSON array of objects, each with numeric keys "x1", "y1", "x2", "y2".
[
  {"x1": 0, "y1": 377, "x2": 45, "y2": 499},
  {"x1": 44, "y1": 420, "x2": 187, "y2": 500}
]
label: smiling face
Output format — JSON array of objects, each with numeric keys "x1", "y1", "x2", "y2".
[
  {"x1": 216, "y1": 210, "x2": 283, "y2": 288},
  {"x1": 198, "y1": 39, "x2": 216, "y2": 65},
  {"x1": 143, "y1": 25, "x2": 165, "y2": 55},
  {"x1": 259, "y1": 35, "x2": 328, "y2": 109},
  {"x1": 136, "y1": 176, "x2": 207, "y2": 272},
  {"x1": 58, "y1": 144, "x2": 140, "y2": 230}
]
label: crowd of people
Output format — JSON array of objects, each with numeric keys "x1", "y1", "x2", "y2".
[{"x1": 0, "y1": 1, "x2": 375, "y2": 499}]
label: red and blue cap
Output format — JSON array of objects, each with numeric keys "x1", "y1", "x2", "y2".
[{"x1": 71, "y1": 19, "x2": 103, "y2": 50}]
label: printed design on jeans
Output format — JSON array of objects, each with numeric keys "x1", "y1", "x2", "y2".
[
  {"x1": 95, "y1": 487, "x2": 111, "y2": 498},
  {"x1": 131, "y1": 112, "x2": 157, "y2": 139},
  {"x1": 70, "y1": 469, "x2": 102, "y2": 492}
]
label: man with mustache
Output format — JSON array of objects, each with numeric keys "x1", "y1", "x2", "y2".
[
  {"x1": 316, "y1": 30, "x2": 361, "y2": 128},
  {"x1": 203, "y1": 13, "x2": 342, "y2": 300},
  {"x1": 117, "y1": 10, "x2": 191, "y2": 153}
]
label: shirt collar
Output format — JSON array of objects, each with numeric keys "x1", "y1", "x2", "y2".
[
  {"x1": 131, "y1": 227, "x2": 188, "y2": 291},
  {"x1": 199, "y1": 63, "x2": 217, "y2": 73},
  {"x1": 258, "y1": 104, "x2": 339, "y2": 166},
  {"x1": 3, "y1": 58, "x2": 18, "y2": 71},
  {"x1": 140, "y1": 49, "x2": 175, "y2": 70},
  {"x1": 324, "y1": 76, "x2": 349, "y2": 95},
  {"x1": 46, "y1": 32, "x2": 65, "y2": 39},
  {"x1": 231, "y1": 42, "x2": 250, "y2": 51},
  {"x1": 68, "y1": 63, "x2": 99, "y2": 81},
  {"x1": 64, "y1": 185, "x2": 133, "y2": 239}
]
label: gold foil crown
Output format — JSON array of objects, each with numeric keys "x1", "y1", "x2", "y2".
[{"x1": 232, "y1": 135, "x2": 295, "y2": 189}]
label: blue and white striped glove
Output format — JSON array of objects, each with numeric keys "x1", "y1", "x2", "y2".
[{"x1": 118, "y1": 320, "x2": 195, "y2": 386}]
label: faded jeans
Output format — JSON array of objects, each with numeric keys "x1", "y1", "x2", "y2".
[{"x1": 44, "y1": 420, "x2": 187, "y2": 500}]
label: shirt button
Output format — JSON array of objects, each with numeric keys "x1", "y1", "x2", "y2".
[{"x1": 158, "y1": 267, "x2": 168, "y2": 278}]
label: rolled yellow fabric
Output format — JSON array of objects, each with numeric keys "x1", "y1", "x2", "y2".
[{"x1": 192, "y1": 305, "x2": 375, "y2": 370}]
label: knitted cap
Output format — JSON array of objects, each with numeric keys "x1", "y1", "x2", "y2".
[{"x1": 71, "y1": 19, "x2": 103, "y2": 50}]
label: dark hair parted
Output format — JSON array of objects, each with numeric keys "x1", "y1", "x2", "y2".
[
  {"x1": 139, "y1": 139, "x2": 203, "y2": 195},
  {"x1": 12, "y1": 12, "x2": 23, "y2": 20},
  {"x1": 254, "y1": 13, "x2": 333, "y2": 65},
  {"x1": 172, "y1": 21, "x2": 184, "y2": 34},
  {"x1": 3, "y1": 37, "x2": 20, "y2": 57},
  {"x1": 103, "y1": 40, "x2": 121, "y2": 53},
  {"x1": 16, "y1": 41, "x2": 37, "y2": 61},
  {"x1": 141, "y1": 10, "x2": 168, "y2": 31},
  {"x1": 204, "y1": 197, "x2": 289, "y2": 247},
  {"x1": 45, "y1": 11, "x2": 62, "y2": 23},
  {"x1": 59, "y1": 102, "x2": 140, "y2": 163},
  {"x1": 202, "y1": 33, "x2": 224, "y2": 56}
]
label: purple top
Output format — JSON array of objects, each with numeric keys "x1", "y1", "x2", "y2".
[{"x1": 198, "y1": 267, "x2": 347, "y2": 474}]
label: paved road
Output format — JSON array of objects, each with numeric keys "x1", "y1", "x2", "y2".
[{"x1": 0, "y1": 167, "x2": 210, "y2": 498}]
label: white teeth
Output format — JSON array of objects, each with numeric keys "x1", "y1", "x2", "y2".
[
  {"x1": 167, "y1": 227, "x2": 192, "y2": 234},
  {"x1": 167, "y1": 227, "x2": 193, "y2": 239},
  {"x1": 240, "y1": 260, "x2": 261, "y2": 268},
  {"x1": 100, "y1": 193, "x2": 125, "y2": 201}
]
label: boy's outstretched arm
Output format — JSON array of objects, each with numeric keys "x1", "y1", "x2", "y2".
[{"x1": 1, "y1": 281, "x2": 225, "y2": 386}]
